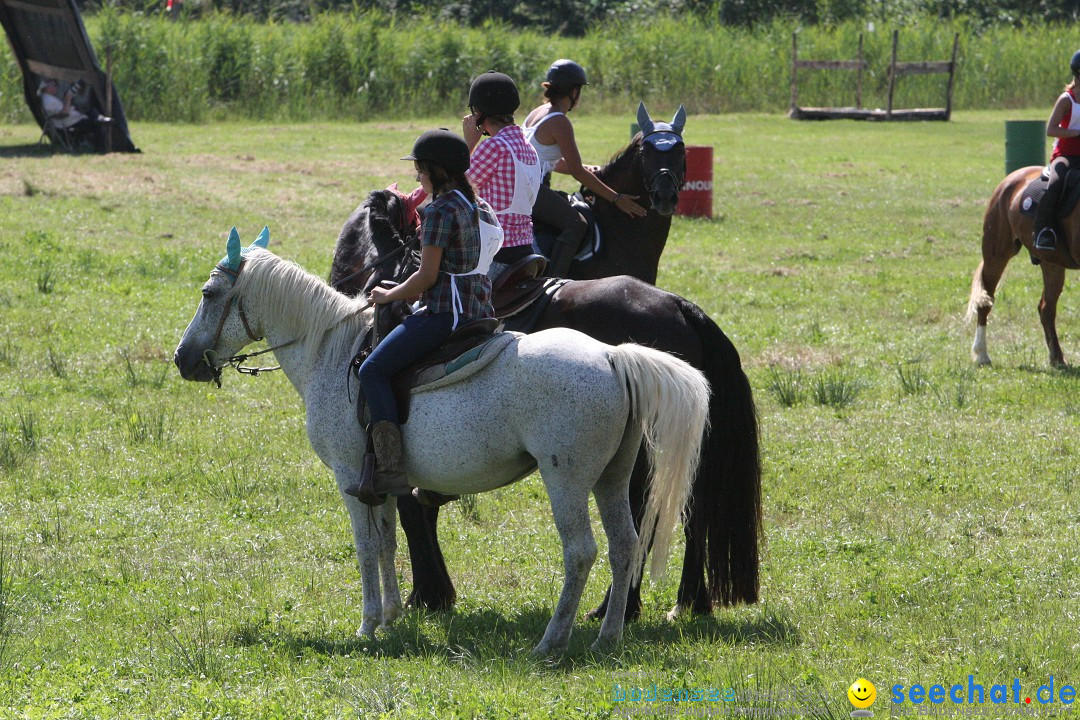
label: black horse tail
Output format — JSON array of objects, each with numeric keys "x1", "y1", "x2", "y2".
[{"x1": 677, "y1": 296, "x2": 762, "y2": 606}]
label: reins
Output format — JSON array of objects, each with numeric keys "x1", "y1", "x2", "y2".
[
  {"x1": 331, "y1": 195, "x2": 420, "y2": 291},
  {"x1": 329, "y1": 232, "x2": 420, "y2": 291},
  {"x1": 205, "y1": 261, "x2": 373, "y2": 386}
]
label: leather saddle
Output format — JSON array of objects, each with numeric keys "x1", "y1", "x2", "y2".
[
  {"x1": 489, "y1": 253, "x2": 570, "y2": 333},
  {"x1": 532, "y1": 191, "x2": 602, "y2": 265},
  {"x1": 351, "y1": 285, "x2": 503, "y2": 426}
]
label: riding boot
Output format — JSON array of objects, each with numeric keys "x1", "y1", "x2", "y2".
[
  {"x1": 546, "y1": 238, "x2": 577, "y2": 279},
  {"x1": 346, "y1": 421, "x2": 411, "y2": 505}
]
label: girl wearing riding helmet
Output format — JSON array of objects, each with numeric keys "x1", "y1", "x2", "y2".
[
  {"x1": 462, "y1": 71, "x2": 543, "y2": 270},
  {"x1": 348, "y1": 129, "x2": 500, "y2": 506},
  {"x1": 523, "y1": 59, "x2": 647, "y2": 277},
  {"x1": 1034, "y1": 49, "x2": 1080, "y2": 252}
]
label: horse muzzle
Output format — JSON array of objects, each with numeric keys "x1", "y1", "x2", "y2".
[
  {"x1": 174, "y1": 343, "x2": 222, "y2": 384},
  {"x1": 650, "y1": 190, "x2": 679, "y2": 217}
]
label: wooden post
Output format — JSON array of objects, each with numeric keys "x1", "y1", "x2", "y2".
[
  {"x1": 944, "y1": 33, "x2": 959, "y2": 121},
  {"x1": 105, "y1": 48, "x2": 113, "y2": 154},
  {"x1": 886, "y1": 30, "x2": 898, "y2": 119},
  {"x1": 856, "y1": 33, "x2": 864, "y2": 110},
  {"x1": 790, "y1": 33, "x2": 798, "y2": 115}
]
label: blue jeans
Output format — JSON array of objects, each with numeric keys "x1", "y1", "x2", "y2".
[{"x1": 358, "y1": 311, "x2": 456, "y2": 425}]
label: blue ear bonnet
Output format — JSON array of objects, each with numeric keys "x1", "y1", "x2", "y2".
[
  {"x1": 637, "y1": 101, "x2": 686, "y2": 152},
  {"x1": 642, "y1": 124, "x2": 683, "y2": 152},
  {"x1": 217, "y1": 226, "x2": 270, "y2": 275}
]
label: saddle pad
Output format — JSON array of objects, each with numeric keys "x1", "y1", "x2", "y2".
[
  {"x1": 1019, "y1": 167, "x2": 1080, "y2": 218},
  {"x1": 410, "y1": 331, "x2": 517, "y2": 394}
]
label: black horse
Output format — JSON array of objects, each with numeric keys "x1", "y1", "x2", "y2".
[
  {"x1": 541, "y1": 102, "x2": 687, "y2": 285},
  {"x1": 330, "y1": 189, "x2": 762, "y2": 620}
]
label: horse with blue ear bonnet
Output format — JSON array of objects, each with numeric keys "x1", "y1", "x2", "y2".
[{"x1": 175, "y1": 227, "x2": 711, "y2": 654}]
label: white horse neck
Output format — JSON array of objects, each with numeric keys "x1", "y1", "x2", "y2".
[{"x1": 231, "y1": 249, "x2": 370, "y2": 396}]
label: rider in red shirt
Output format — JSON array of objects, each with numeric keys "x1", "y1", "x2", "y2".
[{"x1": 1034, "y1": 50, "x2": 1080, "y2": 251}]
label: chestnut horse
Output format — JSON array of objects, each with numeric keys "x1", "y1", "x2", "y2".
[
  {"x1": 330, "y1": 189, "x2": 762, "y2": 622},
  {"x1": 967, "y1": 166, "x2": 1080, "y2": 366}
]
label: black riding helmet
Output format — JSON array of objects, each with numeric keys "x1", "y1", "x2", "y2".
[
  {"x1": 469, "y1": 71, "x2": 520, "y2": 116},
  {"x1": 546, "y1": 59, "x2": 588, "y2": 89},
  {"x1": 1071, "y1": 49, "x2": 1080, "y2": 75},
  {"x1": 402, "y1": 129, "x2": 470, "y2": 175}
]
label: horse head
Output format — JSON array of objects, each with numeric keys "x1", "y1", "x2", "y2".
[
  {"x1": 174, "y1": 226, "x2": 269, "y2": 384},
  {"x1": 331, "y1": 189, "x2": 418, "y2": 298},
  {"x1": 636, "y1": 102, "x2": 687, "y2": 216}
]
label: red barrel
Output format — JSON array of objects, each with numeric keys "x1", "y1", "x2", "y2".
[{"x1": 676, "y1": 146, "x2": 713, "y2": 218}]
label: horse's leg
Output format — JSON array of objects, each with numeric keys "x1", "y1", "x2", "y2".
[
  {"x1": 397, "y1": 494, "x2": 457, "y2": 610},
  {"x1": 1039, "y1": 263, "x2": 1067, "y2": 367},
  {"x1": 669, "y1": 517, "x2": 710, "y2": 620},
  {"x1": 337, "y1": 484, "x2": 384, "y2": 637},
  {"x1": 532, "y1": 480, "x2": 596, "y2": 657},
  {"x1": 590, "y1": 422, "x2": 642, "y2": 650},
  {"x1": 968, "y1": 253, "x2": 1013, "y2": 366},
  {"x1": 585, "y1": 447, "x2": 646, "y2": 624},
  {"x1": 378, "y1": 499, "x2": 402, "y2": 625},
  {"x1": 969, "y1": 190, "x2": 1022, "y2": 365}
]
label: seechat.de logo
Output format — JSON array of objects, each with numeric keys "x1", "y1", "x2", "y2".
[{"x1": 848, "y1": 678, "x2": 877, "y2": 717}]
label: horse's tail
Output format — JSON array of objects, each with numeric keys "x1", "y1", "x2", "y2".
[
  {"x1": 676, "y1": 297, "x2": 762, "y2": 606},
  {"x1": 607, "y1": 343, "x2": 709, "y2": 584}
]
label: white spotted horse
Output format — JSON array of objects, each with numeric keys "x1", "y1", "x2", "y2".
[{"x1": 175, "y1": 228, "x2": 709, "y2": 654}]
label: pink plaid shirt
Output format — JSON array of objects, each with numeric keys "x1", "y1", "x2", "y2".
[{"x1": 467, "y1": 125, "x2": 538, "y2": 247}]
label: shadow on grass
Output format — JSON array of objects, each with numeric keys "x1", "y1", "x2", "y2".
[
  {"x1": 230, "y1": 604, "x2": 800, "y2": 665},
  {"x1": 0, "y1": 143, "x2": 57, "y2": 159},
  {"x1": 1017, "y1": 362, "x2": 1080, "y2": 379}
]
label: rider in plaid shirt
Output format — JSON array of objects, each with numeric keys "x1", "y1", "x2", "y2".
[{"x1": 463, "y1": 72, "x2": 542, "y2": 267}]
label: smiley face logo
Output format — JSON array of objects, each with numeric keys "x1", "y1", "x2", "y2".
[{"x1": 848, "y1": 678, "x2": 876, "y2": 709}]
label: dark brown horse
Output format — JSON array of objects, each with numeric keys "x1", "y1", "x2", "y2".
[
  {"x1": 551, "y1": 104, "x2": 687, "y2": 285},
  {"x1": 330, "y1": 189, "x2": 762, "y2": 621},
  {"x1": 967, "y1": 166, "x2": 1080, "y2": 367}
]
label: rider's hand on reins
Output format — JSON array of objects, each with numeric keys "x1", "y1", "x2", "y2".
[{"x1": 369, "y1": 285, "x2": 393, "y2": 304}]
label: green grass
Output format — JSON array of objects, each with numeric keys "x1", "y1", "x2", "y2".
[{"x1": 0, "y1": 111, "x2": 1078, "y2": 718}]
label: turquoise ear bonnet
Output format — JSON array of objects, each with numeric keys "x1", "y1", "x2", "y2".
[
  {"x1": 637, "y1": 101, "x2": 686, "y2": 152},
  {"x1": 218, "y1": 226, "x2": 270, "y2": 273}
]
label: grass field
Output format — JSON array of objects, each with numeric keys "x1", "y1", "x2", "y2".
[{"x1": 0, "y1": 110, "x2": 1078, "y2": 719}]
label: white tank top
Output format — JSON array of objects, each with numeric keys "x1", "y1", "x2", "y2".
[{"x1": 523, "y1": 112, "x2": 566, "y2": 176}]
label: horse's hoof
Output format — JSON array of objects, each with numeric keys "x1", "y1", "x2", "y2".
[
  {"x1": 382, "y1": 604, "x2": 402, "y2": 626},
  {"x1": 406, "y1": 587, "x2": 456, "y2": 612},
  {"x1": 590, "y1": 635, "x2": 621, "y2": 653},
  {"x1": 358, "y1": 621, "x2": 378, "y2": 638},
  {"x1": 666, "y1": 604, "x2": 685, "y2": 622},
  {"x1": 583, "y1": 606, "x2": 605, "y2": 622},
  {"x1": 530, "y1": 642, "x2": 567, "y2": 658}
]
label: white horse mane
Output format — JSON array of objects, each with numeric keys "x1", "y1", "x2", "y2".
[{"x1": 229, "y1": 248, "x2": 370, "y2": 366}]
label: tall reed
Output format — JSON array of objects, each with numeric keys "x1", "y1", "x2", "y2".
[{"x1": 0, "y1": 11, "x2": 1071, "y2": 123}]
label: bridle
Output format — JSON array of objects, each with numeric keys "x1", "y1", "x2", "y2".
[
  {"x1": 202, "y1": 261, "x2": 372, "y2": 387},
  {"x1": 200, "y1": 262, "x2": 284, "y2": 387},
  {"x1": 640, "y1": 132, "x2": 685, "y2": 203}
]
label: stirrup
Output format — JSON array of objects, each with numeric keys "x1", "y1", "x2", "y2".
[
  {"x1": 344, "y1": 452, "x2": 386, "y2": 506},
  {"x1": 1034, "y1": 227, "x2": 1058, "y2": 251},
  {"x1": 412, "y1": 488, "x2": 460, "y2": 507}
]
